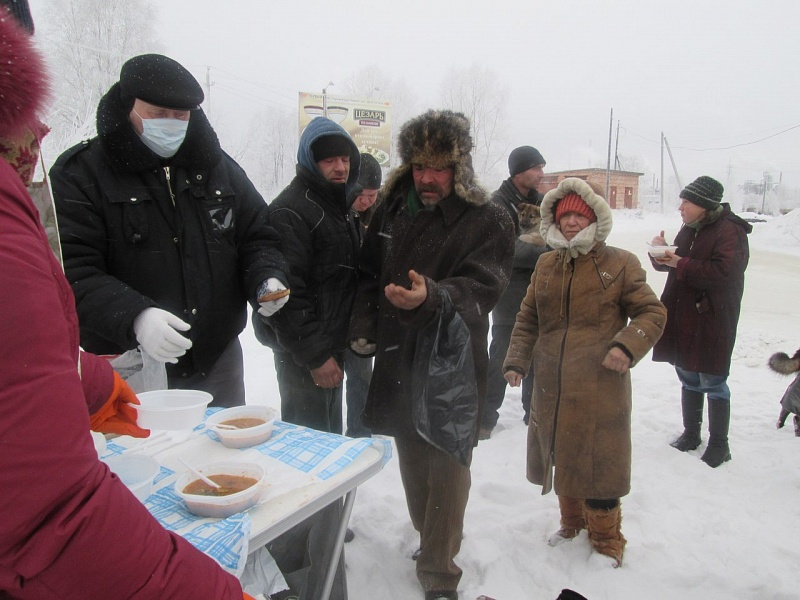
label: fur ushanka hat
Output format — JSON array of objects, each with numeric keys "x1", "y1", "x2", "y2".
[{"x1": 381, "y1": 109, "x2": 488, "y2": 206}]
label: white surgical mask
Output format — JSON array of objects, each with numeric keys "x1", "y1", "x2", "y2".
[{"x1": 134, "y1": 110, "x2": 189, "y2": 158}]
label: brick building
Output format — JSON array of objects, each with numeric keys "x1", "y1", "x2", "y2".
[{"x1": 538, "y1": 168, "x2": 643, "y2": 209}]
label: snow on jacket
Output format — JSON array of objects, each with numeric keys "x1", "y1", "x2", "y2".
[
  {"x1": 256, "y1": 117, "x2": 361, "y2": 369},
  {"x1": 504, "y1": 178, "x2": 666, "y2": 499},
  {"x1": 0, "y1": 159, "x2": 242, "y2": 598},
  {"x1": 50, "y1": 84, "x2": 286, "y2": 379},
  {"x1": 490, "y1": 177, "x2": 549, "y2": 326},
  {"x1": 348, "y1": 172, "x2": 515, "y2": 439},
  {"x1": 651, "y1": 204, "x2": 751, "y2": 377}
]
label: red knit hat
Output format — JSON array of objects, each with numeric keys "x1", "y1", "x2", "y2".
[{"x1": 555, "y1": 192, "x2": 597, "y2": 223}]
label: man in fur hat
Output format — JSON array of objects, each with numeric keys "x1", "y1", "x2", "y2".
[
  {"x1": 348, "y1": 110, "x2": 514, "y2": 600},
  {"x1": 50, "y1": 54, "x2": 288, "y2": 407}
]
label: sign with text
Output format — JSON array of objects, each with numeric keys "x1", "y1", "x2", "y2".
[{"x1": 298, "y1": 92, "x2": 392, "y2": 167}]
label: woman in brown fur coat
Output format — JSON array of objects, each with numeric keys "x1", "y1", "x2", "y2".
[{"x1": 503, "y1": 178, "x2": 666, "y2": 567}]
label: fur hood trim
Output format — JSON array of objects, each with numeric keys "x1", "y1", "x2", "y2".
[
  {"x1": 383, "y1": 109, "x2": 489, "y2": 206},
  {"x1": 769, "y1": 349, "x2": 800, "y2": 375},
  {"x1": 0, "y1": 14, "x2": 50, "y2": 138},
  {"x1": 540, "y1": 178, "x2": 613, "y2": 256}
]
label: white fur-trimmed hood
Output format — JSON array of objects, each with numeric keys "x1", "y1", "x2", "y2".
[{"x1": 540, "y1": 177, "x2": 613, "y2": 246}]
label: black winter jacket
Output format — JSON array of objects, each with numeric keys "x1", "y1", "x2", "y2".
[
  {"x1": 490, "y1": 178, "x2": 549, "y2": 326},
  {"x1": 255, "y1": 118, "x2": 361, "y2": 370},
  {"x1": 51, "y1": 83, "x2": 287, "y2": 378}
]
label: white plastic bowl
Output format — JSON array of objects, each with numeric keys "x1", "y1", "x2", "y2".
[
  {"x1": 135, "y1": 389, "x2": 212, "y2": 430},
  {"x1": 104, "y1": 454, "x2": 160, "y2": 502},
  {"x1": 175, "y1": 461, "x2": 266, "y2": 518},
  {"x1": 647, "y1": 244, "x2": 678, "y2": 258},
  {"x1": 206, "y1": 405, "x2": 278, "y2": 449}
]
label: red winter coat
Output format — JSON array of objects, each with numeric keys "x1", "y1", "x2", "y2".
[
  {"x1": 0, "y1": 159, "x2": 243, "y2": 598},
  {"x1": 651, "y1": 204, "x2": 751, "y2": 377}
]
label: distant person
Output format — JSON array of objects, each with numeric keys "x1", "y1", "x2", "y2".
[
  {"x1": 349, "y1": 109, "x2": 514, "y2": 600},
  {"x1": 255, "y1": 117, "x2": 361, "y2": 434},
  {"x1": 481, "y1": 145, "x2": 549, "y2": 439},
  {"x1": 51, "y1": 53, "x2": 288, "y2": 407},
  {"x1": 504, "y1": 178, "x2": 666, "y2": 568},
  {"x1": 345, "y1": 152, "x2": 382, "y2": 438},
  {"x1": 650, "y1": 176, "x2": 751, "y2": 467},
  {"x1": 0, "y1": 11, "x2": 251, "y2": 598}
]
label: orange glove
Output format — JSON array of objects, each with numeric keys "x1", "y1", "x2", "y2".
[{"x1": 90, "y1": 372, "x2": 150, "y2": 438}]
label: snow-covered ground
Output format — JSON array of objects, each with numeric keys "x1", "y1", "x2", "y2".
[{"x1": 241, "y1": 207, "x2": 800, "y2": 600}]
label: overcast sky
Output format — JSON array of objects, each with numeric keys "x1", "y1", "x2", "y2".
[{"x1": 29, "y1": 0, "x2": 800, "y2": 193}]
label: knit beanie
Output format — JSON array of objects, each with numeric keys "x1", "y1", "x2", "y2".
[
  {"x1": 555, "y1": 192, "x2": 597, "y2": 223},
  {"x1": 311, "y1": 135, "x2": 353, "y2": 162},
  {"x1": 357, "y1": 152, "x2": 382, "y2": 189},
  {"x1": 679, "y1": 176, "x2": 724, "y2": 210},
  {"x1": 508, "y1": 145, "x2": 546, "y2": 177},
  {"x1": 120, "y1": 54, "x2": 204, "y2": 111},
  {"x1": 0, "y1": 0, "x2": 34, "y2": 35}
]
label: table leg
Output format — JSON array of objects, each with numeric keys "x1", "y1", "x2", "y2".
[{"x1": 319, "y1": 488, "x2": 357, "y2": 600}]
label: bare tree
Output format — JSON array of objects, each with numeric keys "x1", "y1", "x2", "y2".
[
  {"x1": 439, "y1": 64, "x2": 509, "y2": 183},
  {"x1": 239, "y1": 108, "x2": 298, "y2": 199},
  {"x1": 39, "y1": 0, "x2": 163, "y2": 155}
]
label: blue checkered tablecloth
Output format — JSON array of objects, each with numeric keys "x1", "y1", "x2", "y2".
[{"x1": 103, "y1": 413, "x2": 392, "y2": 576}]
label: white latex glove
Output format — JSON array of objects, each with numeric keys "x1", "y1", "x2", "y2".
[
  {"x1": 257, "y1": 278, "x2": 290, "y2": 317},
  {"x1": 132, "y1": 307, "x2": 192, "y2": 364},
  {"x1": 350, "y1": 337, "x2": 376, "y2": 356}
]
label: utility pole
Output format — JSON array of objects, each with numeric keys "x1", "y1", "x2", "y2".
[
  {"x1": 614, "y1": 119, "x2": 621, "y2": 170},
  {"x1": 322, "y1": 81, "x2": 334, "y2": 118},
  {"x1": 204, "y1": 67, "x2": 215, "y2": 118},
  {"x1": 662, "y1": 134, "x2": 682, "y2": 190},
  {"x1": 605, "y1": 108, "x2": 613, "y2": 201},
  {"x1": 660, "y1": 132, "x2": 665, "y2": 213}
]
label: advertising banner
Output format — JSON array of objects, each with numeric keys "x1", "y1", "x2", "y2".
[{"x1": 298, "y1": 92, "x2": 392, "y2": 167}]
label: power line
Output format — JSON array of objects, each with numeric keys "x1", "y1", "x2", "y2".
[{"x1": 673, "y1": 124, "x2": 800, "y2": 151}]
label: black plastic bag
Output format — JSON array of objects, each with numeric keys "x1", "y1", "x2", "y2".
[{"x1": 411, "y1": 288, "x2": 478, "y2": 466}]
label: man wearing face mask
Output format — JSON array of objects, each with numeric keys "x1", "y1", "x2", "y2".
[{"x1": 51, "y1": 54, "x2": 288, "y2": 407}]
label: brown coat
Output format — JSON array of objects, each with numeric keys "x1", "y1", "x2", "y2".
[{"x1": 504, "y1": 178, "x2": 666, "y2": 499}]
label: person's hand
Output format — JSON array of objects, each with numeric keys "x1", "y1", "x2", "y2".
[
  {"x1": 257, "y1": 278, "x2": 290, "y2": 317},
  {"x1": 350, "y1": 338, "x2": 376, "y2": 356},
  {"x1": 310, "y1": 357, "x2": 343, "y2": 388},
  {"x1": 504, "y1": 369, "x2": 523, "y2": 387},
  {"x1": 385, "y1": 269, "x2": 427, "y2": 310},
  {"x1": 133, "y1": 307, "x2": 192, "y2": 363},
  {"x1": 650, "y1": 230, "x2": 667, "y2": 246},
  {"x1": 602, "y1": 346, "x2": 631, "y2": 374},
  {"x1": 654, "y1": 250, "x2": 682, "y2": 268},
  {"x1": 90, "y1": 371, "x2": 150, "y2": 438}
]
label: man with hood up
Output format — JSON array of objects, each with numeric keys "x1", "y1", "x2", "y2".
[
  {"x1": 348, "y1": 110, "x2": 514, "y2": 600},
  {"x1": 255, "y1": 117, "x2": 361, "y2": 435},
  {"x1": 50, "y1": 54, "x2": 288, "y2": 407}
]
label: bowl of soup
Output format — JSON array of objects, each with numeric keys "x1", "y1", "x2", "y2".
[
  {"x1": 205, "y1": 405, "x2": 278, "y2": 449},
  {"x1": 135, "y1": 389, "x2": 213, "y2": 430},
  {"x1": 175, "y1": 461, "x2": 266, "y2": 518}
]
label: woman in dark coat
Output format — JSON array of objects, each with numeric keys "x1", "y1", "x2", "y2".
[
  {"x1": 504, "y1": 178, "x2": 665, "y2": 567},
  {"x1": 650, "y1": 176, "x2": 751, "y2": 467}
]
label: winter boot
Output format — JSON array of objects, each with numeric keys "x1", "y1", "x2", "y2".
[
  {"x1": 670, "y1": 389, "x2": 704, "y2": 451},
  {"x1": 584, "y1": 503, "x2": 626, "y2": 567},
  {"x1": 701, "y1": 397, "x2": 732, "y2": 467},
  {"x1": 548, "y1": 496, "x2": 585, "y2": 546}
]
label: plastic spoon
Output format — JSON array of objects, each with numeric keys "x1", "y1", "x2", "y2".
[{"x1": 178, "y1": 458, "x2": 220, "y2": 489}]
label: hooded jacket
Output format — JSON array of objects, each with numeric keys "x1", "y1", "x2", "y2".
[
  {"x1": 651, "y1": 203, "x2": 751, "y2": 376},
  {"x1": 256, "y1": 117, "x2": 361, "y2": 369},
  {"x1": 0, "y1": 17, "x2": 242, "y2": 598},
  {"x1": 50, "y1": 82, "x2": 287, "y2": 380},
  {"x1": 348, "y1": 110, "x2": 515, "y2": 439},
  {"x1": 504, "y1": 178, "x2": 666, "y2": 498}
]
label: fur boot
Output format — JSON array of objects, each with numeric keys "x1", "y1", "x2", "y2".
[
  {"x1": 548, "y1": 496, "x2": 585, "y2": 547},
  {"x1": 670, "y1": 389, "x2": 704, "y2": 451},
  {"x1": 701, "y1": 398, "x2": 732, "y2": 467},
  {"x1": 584, "y1": 503, "x2": 626, "y2": 567}
]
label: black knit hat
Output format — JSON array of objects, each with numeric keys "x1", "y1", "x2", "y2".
[
  {"x1": 119, "y1": 54, "x2": 204, "y2": 110},
  {"x1": 357, "y1": 153, "x2": 382, "y2": 189},
  {"x1": 679, "y1": 176, "x2": 724, "y2": 210},
  {"x1": 311, "y1": 135, "x2": 353, "y2": 162},
  {"x1": 0, "y1": 0, "x2": 34, "y2": 34},
  {"x1": 508, "y1": 145, "x2": 545, "y2": 176}
]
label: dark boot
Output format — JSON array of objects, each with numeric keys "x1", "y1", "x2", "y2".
[
  {"x1": 701, "y1": 398, "x2": 732, "y2": 467},
  {"x1": 670, "y1": 389, "x2": 704, "y2": 451},
  {"x1": 584, "y1": 503, "x2": 626, "y2": 567}
]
